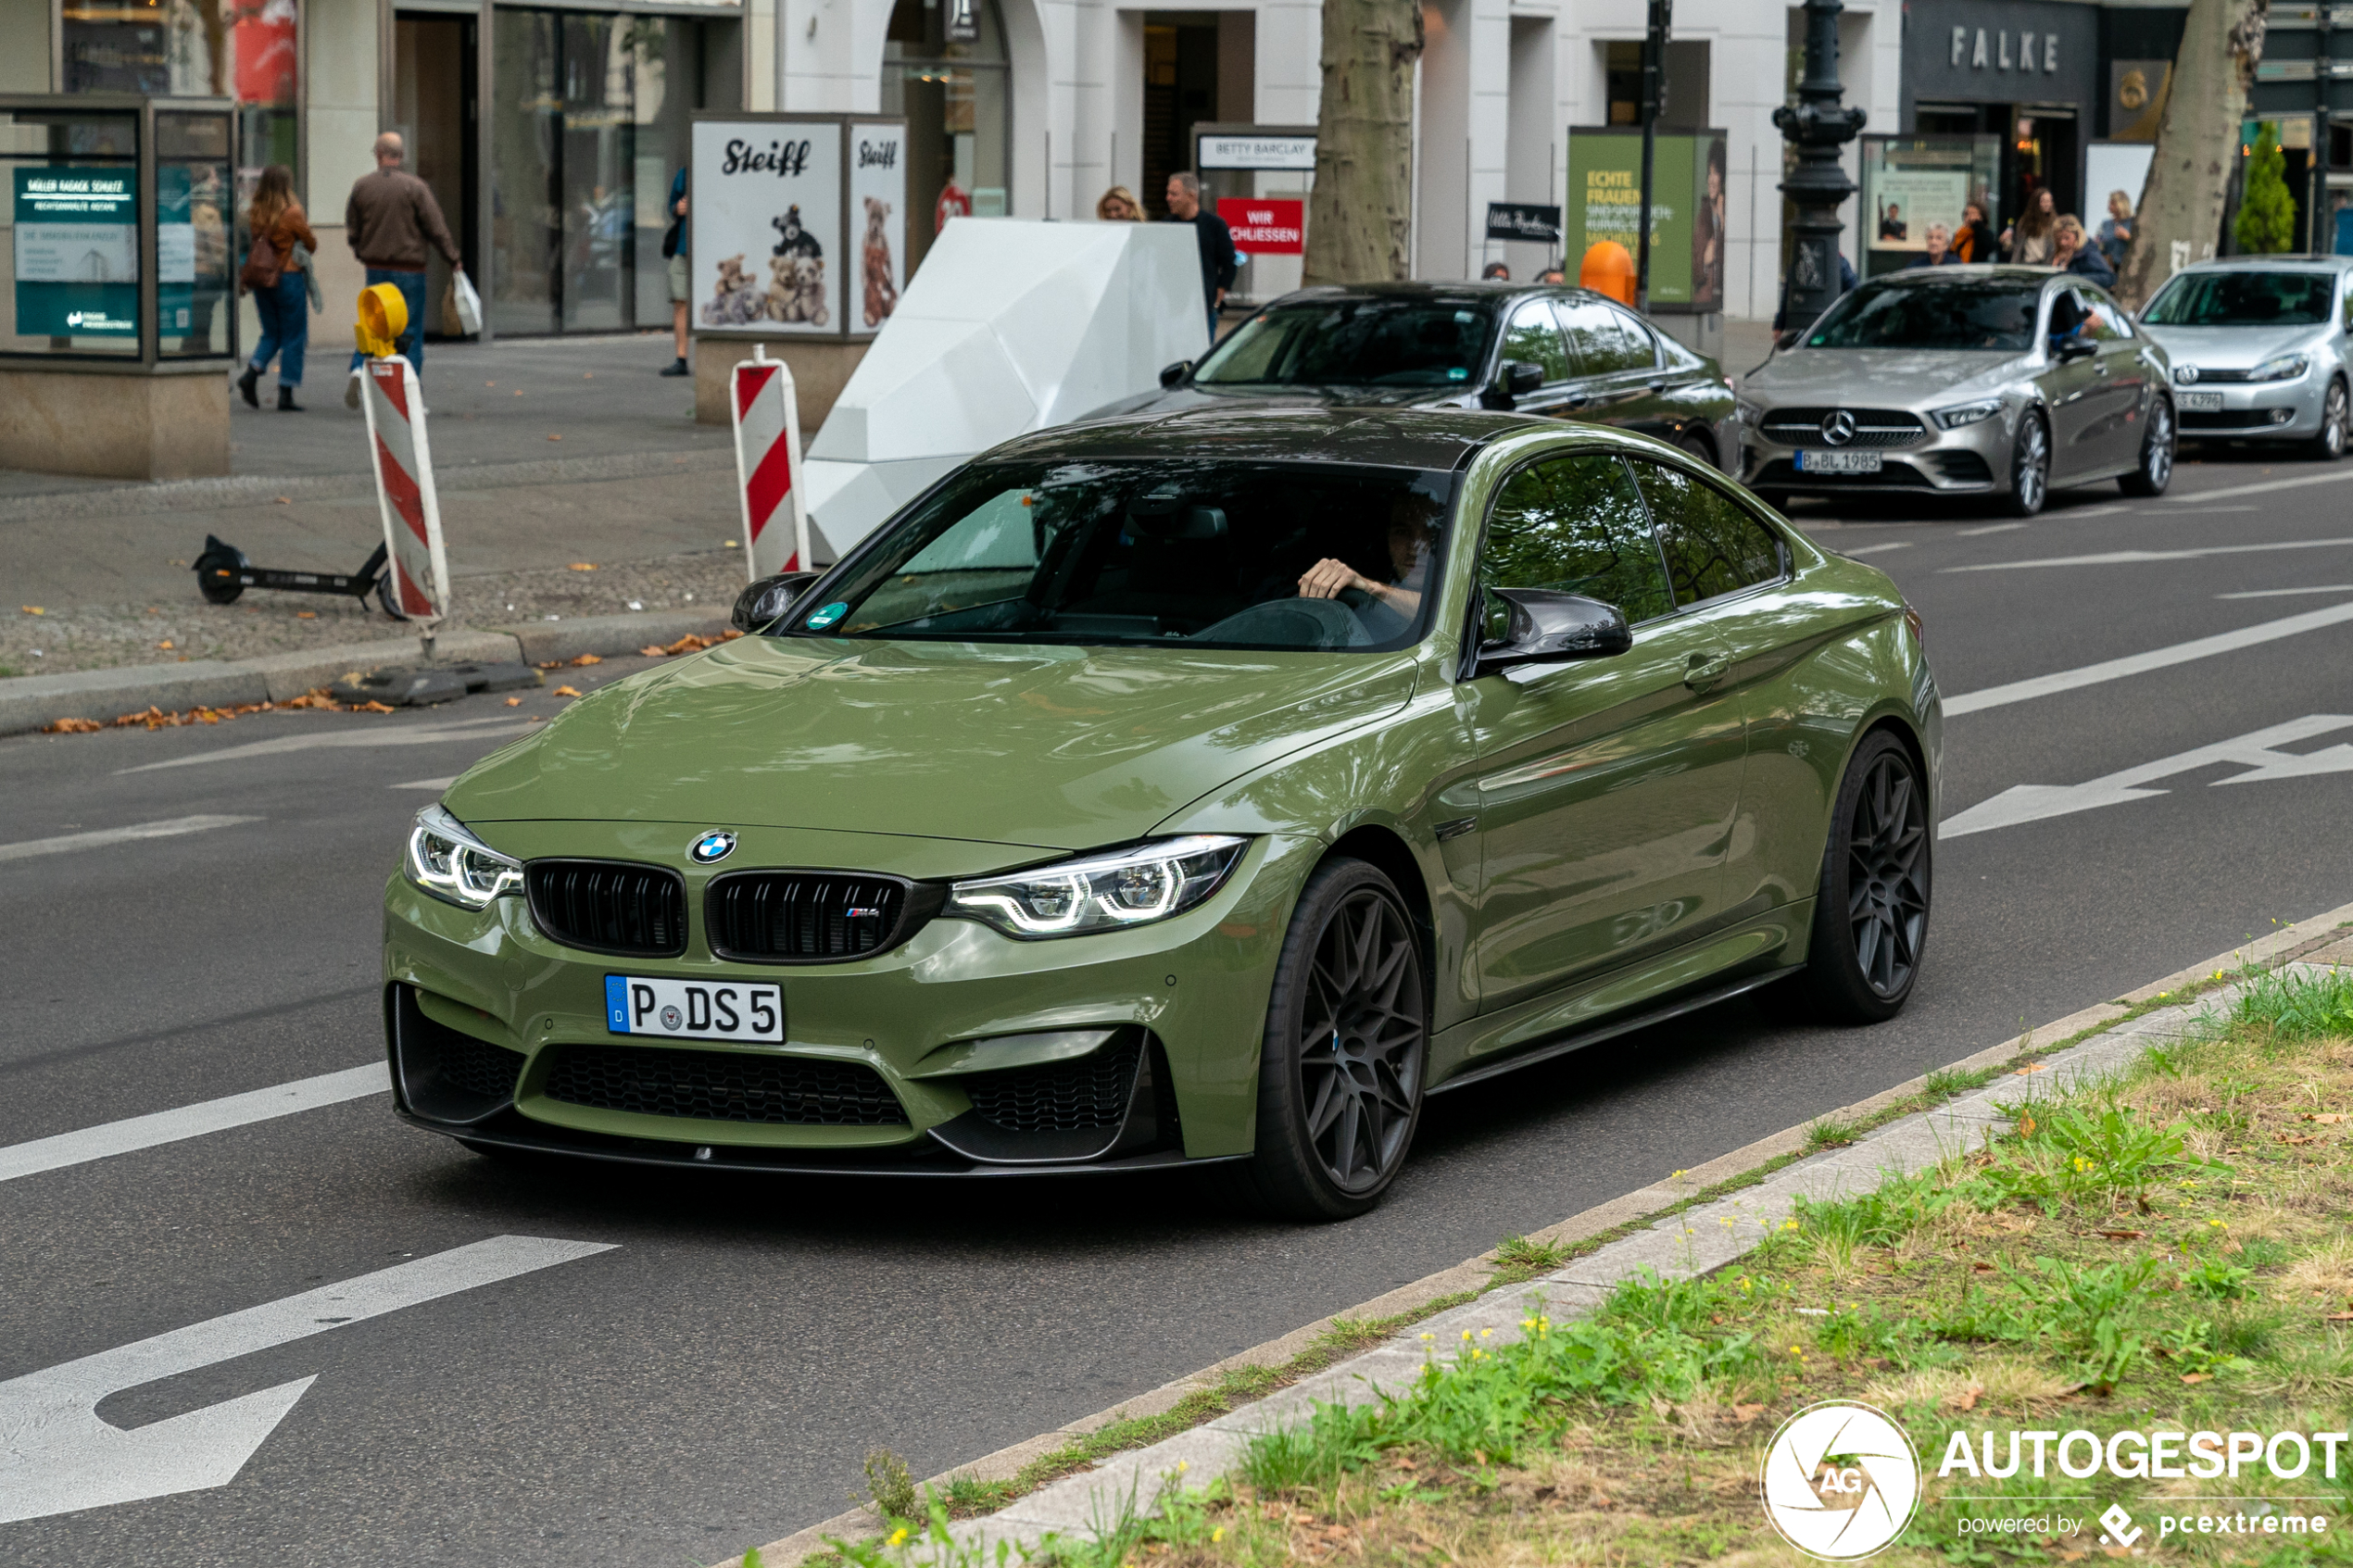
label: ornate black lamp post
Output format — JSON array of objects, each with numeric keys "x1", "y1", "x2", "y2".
[{"x1": 1772, "y1": 0, "x2": 1868, "y2": 330}]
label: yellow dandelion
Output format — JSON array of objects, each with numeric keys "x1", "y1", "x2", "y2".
[
  {"x1": 1212, "y1": 1528, "x2": 1224, "y2": 1544},
  {"x1": 888, "y1": 1527, "x2": 911, "y2": 1547}
]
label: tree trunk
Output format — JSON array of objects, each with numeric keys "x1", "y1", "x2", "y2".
[
  {"x1": 1302, "y1": 0, "x2": 1423, "y2": 286},
  {"x1": 2114, "y1": 0, "x2": 2268, "y2": 307}
]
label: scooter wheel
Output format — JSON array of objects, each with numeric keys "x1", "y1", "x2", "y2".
[
  {"x1": 193, "y1": 549, "x2": 245, "y2": 605},
  {"x1": 376, "y1": 577, "x2": 409, "y2": 621}
]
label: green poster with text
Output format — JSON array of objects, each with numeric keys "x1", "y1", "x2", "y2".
[
  {"x1": 1564, "y1": 131, "x2": 1726, "y2": 311},
  {"x1": 14, "y1": 167, "x2": 139, "y2": 337}
]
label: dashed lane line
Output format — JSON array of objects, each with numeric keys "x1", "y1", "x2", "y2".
[
  {"x1": 2162, "y1": 467, "x2": 2353, "y2": 505},
  {"x1": 391, "y1": 776, "x2": 459, "y2": 791},
  {"x1": 2217, "y1": 585, "x2": 2353, "y2": 599},
  {"x1": 0, "y1": 815, "x2": 261, "y2": 863},
  {"x1": 116, "y1": 718, "x2": 535, "y2": 775},
  {"x1": 0, "y1": 1063, "x2": 387, "y2": 1185},
  {"x1": 1942, "y1": 600, "x2": 2353, "y2": 717},
  {"x1": 1947, "y1": 535, "x2": 2353, "y2": 572}
]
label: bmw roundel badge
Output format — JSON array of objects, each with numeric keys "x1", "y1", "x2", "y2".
[{"x1": 690, "y1": 831, "x2": 737, "y2": 865}]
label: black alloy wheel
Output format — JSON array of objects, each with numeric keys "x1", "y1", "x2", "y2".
[
  {"x1": 2004, "y1": 411, "x2": 2049, "y2": 517},
  {"x1": 1794, "y1": 731, "x2": 1931, "y2": 1023},
  {"x1": 1227, "y1": 858, "x2": 1428, "y2": 1220},
  {"x1": 2309, "y1": 379, "x2": 2349, "y2": 461},
  {"x1": 2120, "y1": 395, "x2": 2175, "y2": 496},
  {"x1": 1678, "y1": 433, "x2": 1719, "y2": 472}
]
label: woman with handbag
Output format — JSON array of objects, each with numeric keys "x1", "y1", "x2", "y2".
[{"x1": 237, "y1": 165, "x2": 318, "y2": 411}]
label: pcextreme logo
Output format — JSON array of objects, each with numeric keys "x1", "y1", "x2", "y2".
[{"x1": 1760, "y1": 1400, "x2": 1923, "y2": 1561}]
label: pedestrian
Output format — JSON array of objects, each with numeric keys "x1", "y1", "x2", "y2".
[
  {"x1": 661, "y1": 165, "x2": 690, "y2": 377},
  {"x1": 1162, "y1": 171, "x2": 1237, "y2": 342},
  {"x1": 1952, "y1": 200, "x2": 1997, "y2": 263},
  {"x1": 1096, "y1": 185, "x2": 1143, "y2": 222},
  {"x1": 343, "y1": 131, "x2": 465, "y2": 408},
  {"x1": 2051, "y1": 216, "x2": 2115, "y2": 287},
  {"x1": 1906, "y1": 222, "x2": 1957, "y2": 268},
  {"x1": 2002, "y1": 187, "x2": 2057, "y2": 264},
  {"x1": 236, "y1": 163, "x2": 316, "y2": 412},
  {"x1": 1480, "y1": 261, "x2": 1511, "y2": 281},
  {"x1": 1536, "y1": 267, "x2": 1566, "y2": 284},
  {"x1": 2096, "y1": 189, "x2": 2135, "y2": 271}
]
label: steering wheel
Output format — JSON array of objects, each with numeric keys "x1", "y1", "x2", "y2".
[{"x1": 1336, "y1": 586, "x2": 1373, "y2": 612}]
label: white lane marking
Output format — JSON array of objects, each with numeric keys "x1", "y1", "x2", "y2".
[
  {"x1": 1957, "y1": 522, "x2": 2029, "y2": 536},
  {"x1": 1943, "y1": 601, "x2": 2353, "y2": 717},
  {"x1": 1948, "y1": 536, "x2": 2353, "y2": 572},
  {"x1": 0, "y1": 814, "x2": 260, "y2": 863},
  {"x1": 2162, "y1": 505, "x2": 2259, "y2": 514},
  {"x1": 0, "y1": 1236, "x2": 615, "y2": 1524},
  {"x1": 1942, "y1": 715, "x2": 2353, "y2": 838},
  {"x1": 2163, "y1": 468, "x2": 2353, "y2": 505},
  {"x1": 1839, "y1": 543, "x2": 1913, "y2": 557},
  {"x1": 2053, "y1": 504, "x2": 2129, "y2": 520},
  {"x1": 0, "y1": 1063, "x2": 388, "y2": 1185},
  {"x1": 117, "y1": 718, "x2": 534, "y2": 775},
  {"x1": 2218, "y1": 584, "x2": 2353, "y2": 599},
  {"x1": 390, "y1": 775, "x2": 459, "y2": 791}
]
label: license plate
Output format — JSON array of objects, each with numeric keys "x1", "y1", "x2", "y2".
[
  {"x1": 605, "y1": 975, "x2": 783, "y2": 1042},
  {"x1": 1795, "y1": 449, "x2": 1882, "y2": 473},
  {"x1": 2178, "y1": 391, "x2": 2223, "y2": 412}
]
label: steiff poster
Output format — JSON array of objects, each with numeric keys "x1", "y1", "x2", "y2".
[
  {"x1": 691, "y1": 119, "x2": 844, "y2": 336},
  {"x1": 846, "y1": 121, "x2": 907, "y2": 337}
]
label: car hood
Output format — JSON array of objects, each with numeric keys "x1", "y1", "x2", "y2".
[
  {"x1": 1745, "y1": 347, "x2": 2030, "y2": 407},
  {"x1": 447, "y1": 635, "x2": 1420, "y2": 853},
  {"x1": 1082, "y1": 381, "x2": 1466, "y2": 421},
  {"x1": 2133, "y1": 321, "x2": 2324, "y2": 370}
]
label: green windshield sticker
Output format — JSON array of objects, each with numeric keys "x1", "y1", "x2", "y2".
[{"x1": 806, "y1": 601, "x2": 848, "y2": 630}]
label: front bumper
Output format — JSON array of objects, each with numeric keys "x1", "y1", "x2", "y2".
[
  {"x1": 2172, "y1": 374, "x2": 2327, "y2": 441},
  {"x1": 384, "y1": 823, "x2": 1311, "y2": 1172},
  {"x1": 1740, "y1": 407, "x2": 2014, "y2": 496}
]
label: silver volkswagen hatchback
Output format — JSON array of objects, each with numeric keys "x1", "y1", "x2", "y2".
[
  {"x1": 2135, "y1": 256, "x2": 2353, "y2": 459},
  {"x1": 1737, "y1": 267, "x2": 2176, "y2": 516}
]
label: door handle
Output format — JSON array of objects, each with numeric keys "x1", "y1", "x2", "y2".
[
  {"x1": 1683, "y1": 653, "x2": 1730, "y2": 691},
  {"x1": 1565, "y1": 391, "x2": 1591, "y2": 408},
  {"x1": 1647, "y1": 378, "x2": 1667, "y2": 392}
]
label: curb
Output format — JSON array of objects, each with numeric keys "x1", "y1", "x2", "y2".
[
  {"x1": 0, "y1": 608, "x2": 732, "y2": 737},
  {"x1": 724, "y1": 897, "x2": 2353, "y2": 1568}
]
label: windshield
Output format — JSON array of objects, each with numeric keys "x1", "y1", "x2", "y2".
[
  {"x1": 2142, "y1": 270, "x2": 2336, "y2": 326},
  {"x1": 790, "y1": 458, "x2": 1458, "y2": 652},
  {"x1": 1193, "y1": 297, "x2": 1501, "y2": 388},
  {"x1": 1805, "y1": 280, "x2": 2041, "y2": 352}
]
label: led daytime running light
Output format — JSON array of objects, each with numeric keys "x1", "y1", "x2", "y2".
[
  {"x1": 948, "y1": 835, "x2": 1249, "y2": 938},
  {"x1": 405, "y1": 803, "x2": 524, "y2": 909}
]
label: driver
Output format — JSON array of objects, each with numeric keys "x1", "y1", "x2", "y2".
[{"x1": 1296, "y1": 495, "x2": 1439, "y2": 619}]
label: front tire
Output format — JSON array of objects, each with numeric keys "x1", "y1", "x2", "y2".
[
  {"x1": 1793, "y1": 731, "x2": 1931, "y2": 1023},
  {"x1": 2307, "y1": 378, "x2": 2348, "y2": 461},
  {"x1": 1226, "y1": 858, "x2": 1428, "y2": 1221},
  {"x1": 2119, "y1": 395, "x2": 2175, "y2": 496},
  {"x1": 2004, "y1": 411, "x2": 2050, "y2": 517}
]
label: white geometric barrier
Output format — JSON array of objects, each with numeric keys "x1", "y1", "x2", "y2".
[{"x1": 801, "y1": 218, "x2": 1210, "y2": 559}]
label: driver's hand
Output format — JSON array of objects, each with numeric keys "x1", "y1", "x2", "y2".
[{"x1": 1298, "y1": 558, "x2": 1365, "y2": 599}]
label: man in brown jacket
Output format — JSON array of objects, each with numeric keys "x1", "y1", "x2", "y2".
[{"x1": 344, "y1": 131, "x2": 467, "y2": 408}]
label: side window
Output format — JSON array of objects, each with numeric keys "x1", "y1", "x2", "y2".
[
  {"x1": 1555, "y1": 301, "x2": 1655, "y2": 374},
  {"x1": 1628, "y1": 459, "x2": 1785, "y2": 606},
  {"x1": 1501, "y1": 300, "x2": 1572, "y2": 383},
  {"x1": 2080, "y1": 290, "x2": 2128, "y2": 342},
  {"x1": 1479, "y1": 454, "x2": 1674, "y2": 628}
]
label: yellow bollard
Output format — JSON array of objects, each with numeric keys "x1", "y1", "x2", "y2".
[{"x1": 356, "y1": 283, "x2": 409, "y2": 358}]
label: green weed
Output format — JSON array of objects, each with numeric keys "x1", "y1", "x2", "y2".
[
  {"x1": 2233, "y1": 966, "x2": 2353, "y2": 1041},
  {"x1": 1992, "y1": 1255, "x2": 2158, "y2": 1390},
  {"x1": 862, "y1": 1447, "x2": 919, "y2": 1521},
  {"x1": 1804, "y1": 1115, "x2": 1859, "y2": 1150}
]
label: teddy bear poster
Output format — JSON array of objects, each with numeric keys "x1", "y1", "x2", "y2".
[{"x1": 687, "y1": 118, "x2": 845, "y2": 334}]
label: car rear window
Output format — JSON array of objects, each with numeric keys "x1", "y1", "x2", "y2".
[
  {"x1": 2142, "y1": 270, "x2": 2336, "y2": 326},
  {"x1": 1805, "y1": 279, "x2": 2041, "y2": 352},
  {"x1": 795, "y1": 458, "x2": 1459, "y2": 652},
  {"x1": 1193, "y1": 298, "x2": 1501, "y2": 388},
  {"x1": 1627, "y1": 459, "x2": 1784, "y2": 605}
]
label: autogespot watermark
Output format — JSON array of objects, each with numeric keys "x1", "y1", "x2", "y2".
[{"x1": 1760, "y1": 1400, "x2": 1923, "y2": 1561}]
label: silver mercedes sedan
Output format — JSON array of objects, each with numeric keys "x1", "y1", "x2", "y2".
[
  {"x1": 1737, "y1": 267, "x2": 2175, "y2": 517},
  {"x1": 2135, "y1": 256, "x2": 2353, "y2": 459}
]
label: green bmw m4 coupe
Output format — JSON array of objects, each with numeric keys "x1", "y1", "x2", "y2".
[{"x1": 384, "y1": 408, "x2": 1939, "y2": 1219}]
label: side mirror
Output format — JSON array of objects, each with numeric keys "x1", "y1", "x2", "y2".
[
  {"x1": 732, "y1": 570, "x2": 824, "y2": 633},
  {"x1": 1466, "y1": 587, "x2": 1631, "y2": 678},
  {"x1": 1158, "y1": 360, "x2": 1192, "y2": 388},
  {"x1": 1479, "y1": 359, "x2": 1545, "y2": 409},
  {"x1": 2053, "y1": 335, "x2": 2097, "y2": 362},
  {"x1": 1774, "y1": 329, "x2": 1805, "y2": 352}
]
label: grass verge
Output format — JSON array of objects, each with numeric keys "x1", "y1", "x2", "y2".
[{"x1": 838, "y1": 967, "x2": 2353, "y2": 1567}]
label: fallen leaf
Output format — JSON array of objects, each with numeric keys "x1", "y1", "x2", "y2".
[
  {"x1": 1957, "y1": 1383, "x2": 1983, "y2": 1411},
  {"x1": 2326, "y1": 1311, "x2": 2353, "y2": 1323},
  {"x1": 2181, "y1": 1373, "x2": 2211, "y2": 1385},
  {"x1": 42, "y1": 717, "x2": 102, "y2": 734},
  {"x1": 1973, "y1": 1261, "x2": 1996, "y2": 1273},
  {"x1": 663, "y1": 633, "x2": 717, "y2": 655},
  {"x1": 2096, "y1": 1229, "x2": 2146, "y2": 1240},
  {"x1": 552, "y1": 684, "x2": 582, "y2": 697},
  {"x1": 2308, "y1": 1113, "x2": 2346, "y2": 1124},
  {"x1": 156, "y1": 640, "x2": 173, "y2": 650},
  {"x1": 505, "y1": 696, "x2": 522, "y2": 707},
  {"x1": 1732, "y1": 1402, "x2": 1767, "y2": 1423},
  {"x1": 359, "y1": 700, "x2": 395, "y2": 713},
  {"x1": 547, "y1": 433, "x2": 562, "y2": 441},
  {"x1": 639, "y1": 644, "x2": 667, "y2": 657},
  {"x1": 568, "y1": 562, "x2": 598, "y2": 571},
  {"x1": 570, "y1": 653, "x2": 602, "y2": 666},
  {"x1": 2014, "y1": 1063, "x2": 2048, "y2": 1075},
  {"x1": 21, "y1": 606, "x2": 44, "y2": 615},
  {"x1": 296, "y1": 610, "x2": 317, "y2": 620},
  {"x1": 2282, "y1": 1135, "x2": 2316, "y2": 1147}
]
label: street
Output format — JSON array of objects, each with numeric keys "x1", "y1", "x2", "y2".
[{"x1": 6, "y1": 448, "x2": 2353, "y2": 1565}]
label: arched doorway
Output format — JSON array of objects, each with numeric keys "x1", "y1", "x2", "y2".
[{"x1": 884, "y1": 0, "x2": 1011, "y2": 274}]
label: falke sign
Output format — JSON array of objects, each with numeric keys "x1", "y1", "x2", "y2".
[{"x1": 1218, "y1": 198, "x2": 1304, "y2": 256}]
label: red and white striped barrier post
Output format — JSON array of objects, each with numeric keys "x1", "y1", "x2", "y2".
[
  {"x1": 732, "y1": 345, "x2": 811, "y2": 579},
  {"x1": 359, "y1": 356, "x2": 451, "y2": 630}
]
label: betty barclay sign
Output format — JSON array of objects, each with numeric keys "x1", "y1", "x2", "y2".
[
  {"x1": 689, "y1": 115, "x2": 906, "y2": 341},
  {"x1": 13, "y1": 168, "x2": 138, "y2": 337}
]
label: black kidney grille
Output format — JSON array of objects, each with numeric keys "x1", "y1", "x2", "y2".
[
  {"x1": 544, "y1": 1044, "x2": 906, "y2": 1125},
  {"x1": 440, "y1": 1033, "x2": 526, "y2": 1101},
  {"x1": 963, "y1": 1035, "x2": 1142, "y2": 1134},
  {"x1": 527, "y1": 861, "x2": 686, "y2": 957},
  {"x1": 708, "y1": 872, "x2": 909, "y2": 961}
]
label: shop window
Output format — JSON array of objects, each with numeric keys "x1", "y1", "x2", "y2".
[
  {"x1": 63, "y1": 1, "x2": 297, "y2": 205},
  {"x1": 883, "y1": 0, "x2": 1009, "y2": 274}
]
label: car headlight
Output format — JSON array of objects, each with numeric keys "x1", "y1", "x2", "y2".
[
  {"x1": 2249, "y1": 354, "x2": 2309, "y2": 383},
  {"x1": 1931, "y1": 398, "x2": 2003, "y2": 430},
  {"x1": 947, "y1": 835, "x2": 1249, "y2": 939},
  {"x1": 1734, "y1": 397, "x2": 1765, "y2": 427},
  {"x1": 405, "y1": 802, "x2": 524, "y2": 909}
]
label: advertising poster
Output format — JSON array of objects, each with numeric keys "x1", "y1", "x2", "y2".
[
  {"x1": 1860, "y1": 136, "x2": 2000, "y2": 275},
  {"x1": 1217, "y1": 197, "x2": 1304, "y2": 255},
  {"x1": 1564, "y1": 130, "x2": 1724, "y2": 311},
  {"x1": 1870, "y1": 169, "x2": 1967, "y2": 251},
  {"x1": 13, "y1": 167, "x2": 139, "y2": 338},
  {"x1": 691, "y1": 119, "x2": 844, "y2": 336},
  {"x1": 847, "y1": 121, "x2": 907, "y2": 335}
]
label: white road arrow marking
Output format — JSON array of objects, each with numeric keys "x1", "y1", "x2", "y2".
[
  {"x1": 0, "y1": 1236, "x2": 614, "y2": 1524},
  {"x1": 1941, "y1": 715, "x2": 2353, "y2": 839}
]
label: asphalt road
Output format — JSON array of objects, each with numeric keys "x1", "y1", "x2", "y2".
[{"x1": 8, "y1": 452, "x2": 2353, "y2": 1564}]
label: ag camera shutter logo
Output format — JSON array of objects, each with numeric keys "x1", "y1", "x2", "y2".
[{"x1": 1759, "y1": 1400, "x2": 1921, "y2": 1560}]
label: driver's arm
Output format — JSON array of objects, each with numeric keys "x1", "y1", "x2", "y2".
[{"x1": 1298, "y1": 558, "x2": 1421, "y2": 614}]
